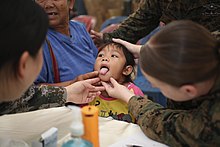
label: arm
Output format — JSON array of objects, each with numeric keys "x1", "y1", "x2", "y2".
[
  {"x1": 35, "y1": 78, "x2": 104, "y2": 105},
  {"x1": 0, "y1": 84, "x2": 67, "y2": 115},
  {"x1": 0, "y1": 77, "x2": 104, "y2": 115},
  {"x1": 38, "y1": 71, "x2": 100, "y2": 87},
  {"x1": 128, "y1": 96, "x2": 219, "y2": 146},
  {"x1": 103, "y1": 0, "x2": 161, "y2": 43},
  {"x1": 112, "y1": 38, "x2": 141, "y2": 59},
  {"x1": 102, "y1": 78, "x2": 219, "y2": 146}
]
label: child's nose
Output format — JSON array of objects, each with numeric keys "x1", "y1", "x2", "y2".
[{"x1": 102, "y1": 58, "x2": 109, "y2": 61}]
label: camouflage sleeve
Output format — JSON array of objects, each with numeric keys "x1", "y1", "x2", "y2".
[
  {"x1": 0, "y1": 84, "x2": 66, "y2": 115},
  {"x1": 128, "y1": 96, "x2": 220, "y2": 146},
  {"x1": 161, "y1": 0, "x2": 220, "y2": 32},
  {"x1": 212, "y1": 30, "x2": 220, "y2": 41},
  {"x1": 160, "y1": 0, "x2": 188, "y2": 23},
  {"x1": 103, "y1": 0, "x2": 162, "y2": 44}
]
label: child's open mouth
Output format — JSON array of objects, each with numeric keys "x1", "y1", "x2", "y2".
[{"x1": 100, "y1": 66, "x2": 109, "y2": 75}]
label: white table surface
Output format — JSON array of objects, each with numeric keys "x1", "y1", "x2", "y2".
[{"x1": 0, "y1": 106, "x2": 167, "y2": 147}]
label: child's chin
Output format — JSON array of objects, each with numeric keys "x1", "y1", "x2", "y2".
[{"x1": 99, "y1": 76, "x2": 110, "y2": 82}]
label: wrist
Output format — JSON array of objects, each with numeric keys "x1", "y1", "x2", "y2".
[
  {"x1": 123, "y1": 93, "x2": 135, "y2": 103},
  {"x1": 135, "y1": 45, "x2": 142, "y2": 58},
  {"x1": 63, "y1": 87, "x2": 68, "y2": 100}
]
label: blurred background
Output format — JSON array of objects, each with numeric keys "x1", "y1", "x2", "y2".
[{"x1": 72, "y1": 0, "x2": 142, "y2": 31}]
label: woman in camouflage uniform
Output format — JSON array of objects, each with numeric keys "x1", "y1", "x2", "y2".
[
  {"x1": 102, "y1": 20, "x2": 220, "y2": 146},
  {"x1": 0, "y1": 0, "x2": 104, "y2": 115}
]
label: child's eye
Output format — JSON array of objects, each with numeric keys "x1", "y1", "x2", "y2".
[
  {"x1": 98, "y1": 53, "x2": 104, "y2": 57},
  {"x1": 111, "y1": 55, "x2": 118, "y2": 58}
]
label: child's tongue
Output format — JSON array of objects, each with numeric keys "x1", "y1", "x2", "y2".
[{"x1": 100, "y1": 67, "x2": 109, "y2": 75}]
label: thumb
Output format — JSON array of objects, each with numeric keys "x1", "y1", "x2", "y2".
[
  {"x1": 101, "y1": 81, "x2": 111, "y2": 90},
  {"x1": 109, "y1": 77, "x2": 118, "y2": 87},
  {"x1": 91, "y1": 30, "x2": 98, "y2": 35}
]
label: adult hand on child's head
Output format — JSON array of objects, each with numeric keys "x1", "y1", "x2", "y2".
[
  {"x1": 112, "y1": 38, "x2": 142, "y2": 59},
  {"x1": 102, "y1": 78, "x2": 135, "y2": 103},
  {"x1": 66, "y1": 78, "x2": 105, "y2": 104},
  {"x1": 90, "y1": 30, "x2": 104, "y2": 47}
]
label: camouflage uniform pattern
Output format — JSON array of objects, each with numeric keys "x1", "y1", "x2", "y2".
[
  {"x1": 103, "y1": 0, "x2": 220, "y2": 43},
  {"x1": 212, "y1": 30, "x2": 220, "y2": 41},
  {"x1": 128, "y1": 76, "x2": 220, "y2": 146},
  {"x1": 0, "y1": 84, "x2": 66, "y2": 115}
]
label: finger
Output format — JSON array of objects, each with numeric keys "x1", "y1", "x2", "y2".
[
  {"x1": 84, "y1": 96, "x2": 95, "y2": 103},
  {"x1": 90, "y1": 30, "x2": 95, "y2": 34},
  {"x1": 87, "y1": 91, "x2": 102, "y2": 99},
  {"x1": 85, "y1": 71, "x2": 99, "y2": 79},
  {"x1": 89, "y1": 86, "x2": 105, "y2": 92},
  {"x1": 93, "y1": 81, "x2": 102, "y2": 86},
  {"x1": 81, "y1": 92, "x2": 95, "y2": 102},
  {"x1": 83, "y1": 82, "x2": 96, "y2": 90},
  {"x1": 101, "y1": 81, "x2": 112, "y2": 90},
  {"x1": 87, "y1": 96, "x2": 96, "y2": 103},
  {"x1": 91, "y1": 30, "x2": 99, "y2": 36},
  {"x1": 84, "y1": 77, "x2": 101, "y2": 84},
  {"x1": 87, "y1": 92, "x2": 97, "y2": 97},
  {"x1": 109, "y1": 77, "x2": 119, "y2": 87},
  {"x1": 112, "y1": 38, "x2": 127, "y2": 45},
  {"x1": 80, "y1": 71, "x2": 99, "y2": 81},
  {"x1": 95, "y1": 91, "x2": 101, "y2": 96},
  {"x1": 91, "y1": 34, "x2": 96, "y2": 39}
]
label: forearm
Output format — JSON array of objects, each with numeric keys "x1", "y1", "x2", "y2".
[
  {"x1": 0, "y1": 84, "x2": 67, "y2": 115},
  {"x1": 26, "y1": 85, "x2": 67, "y2": 111},
  {"x1": 103, "y1": 0, "x2": 161, "y2": 43},
  {"x1": 128, "y1": 96, "x2": 217, "y2": 146}
]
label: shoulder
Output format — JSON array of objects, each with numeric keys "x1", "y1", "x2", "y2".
[
  {"x1": 69, "y1": 20, "x2": 86, "y2": 30},
  {"x1": 127, "y1": 82, "x2": 144, "y2": 96},
  {"x1": 127, "y1": 82, "x2": 140, "y2": 90}
]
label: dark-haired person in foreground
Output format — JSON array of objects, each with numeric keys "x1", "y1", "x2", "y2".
[{"x1": 0, "y1": 0, "x2": 104, "y2": 115}]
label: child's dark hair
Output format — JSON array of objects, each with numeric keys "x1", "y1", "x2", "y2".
[{"x1": 98, "y1": 42, "x2": 136, "y2": 83}]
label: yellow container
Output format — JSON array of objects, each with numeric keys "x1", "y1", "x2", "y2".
[{"x1": 81, "y1": 106, "x2": 99, "y2": 147}]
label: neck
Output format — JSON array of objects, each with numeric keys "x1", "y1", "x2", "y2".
[
  {"x1": 195, "y1": 78, "x2": 216, "y2": 97},
  {"x1": 51, "y1": 21, "x2": 70, "y2": 36},
  {"x1": 100, "y1": 90, "x2": 110, "y2": 98},
  {"x1": 0, "y1": 75, "x2": 23, "y2": 102},
  {"x1": 0, "y1": 80, "x2": 16, "y2": 102}
]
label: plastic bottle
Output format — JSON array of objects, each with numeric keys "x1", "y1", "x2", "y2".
[
  {"x1": 62, "y1": 106, "x2": 93, "y2": 147},
  {"x1": 82, "y1": 106, "x2": 99, "y2": 147}
]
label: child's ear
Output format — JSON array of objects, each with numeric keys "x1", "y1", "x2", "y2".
[{"x1": 123, "y1": 65, "x2": 133, "y2": 76}]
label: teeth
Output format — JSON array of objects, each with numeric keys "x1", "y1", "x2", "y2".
[{"x1": 48, "y1": 12, "x2": 56, "y2": 15}]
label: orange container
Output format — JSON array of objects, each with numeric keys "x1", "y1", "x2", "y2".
[{"x1": 81, "y1": 106, "x2": 99, "y2": 147}]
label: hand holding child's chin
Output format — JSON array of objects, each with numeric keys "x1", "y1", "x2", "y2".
[{"x1": 101, "y1": 78, "x2": 135, "y2": 103}]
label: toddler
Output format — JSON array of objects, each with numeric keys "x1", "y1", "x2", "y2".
[{"x1": 89, "y1": 42, "x2": 144, "y2": 123}]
